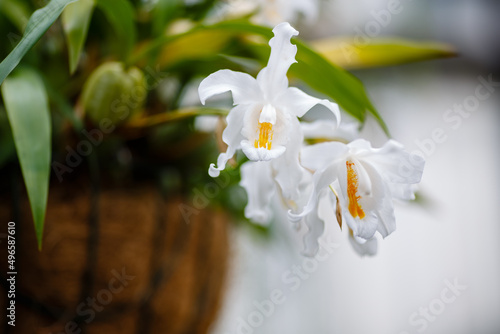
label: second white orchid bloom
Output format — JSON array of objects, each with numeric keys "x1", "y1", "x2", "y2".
[
  {"x1": 198, "y1": 22, "x2": 340, "y2": 177},
  {"x1": 290, "y1": 139, "x2": 425, "y2": 242}
]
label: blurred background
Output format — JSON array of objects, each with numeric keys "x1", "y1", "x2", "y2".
[
  {"x1": 0, "y1": 0, "x2": 498, "y2": 334},
  {"x1": 212, "y1": 1, "x2": 500, "y2": 334}
]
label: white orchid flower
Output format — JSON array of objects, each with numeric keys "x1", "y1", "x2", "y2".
[
  {"x1": 239, "y1": 124, "x2": 313, "y2": 224},
  {"x1": 290, "y1": 139, "x2": 425, "y2": 242},
  {"x1": 240, "y1": 155, "x2": 325, "y2": 257},
  {"x1": 198, "y1": 22, "x2": 340, "y2": 177}
]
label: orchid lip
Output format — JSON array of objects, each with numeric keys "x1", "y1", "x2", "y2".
[
  {"x1": 254, "y1": 122, "x2": 274, "y2": 150},
  {"x1": 346, "y1": 160, "x2": 366, "y2": 219}
]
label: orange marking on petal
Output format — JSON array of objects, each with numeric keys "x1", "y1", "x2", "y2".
[
  {"x1": 254, "y1": 122, "x2": 273, "y2": 150},
  {"x1": 346, "y1": 161, "x2": 365, "y2": 219}
]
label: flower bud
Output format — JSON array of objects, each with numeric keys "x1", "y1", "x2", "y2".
[{"x1": 81, "y1": 62, "x2": 146, "y2": 125}]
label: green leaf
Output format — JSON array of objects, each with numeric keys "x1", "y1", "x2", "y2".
[
  {"x1": 95, "y1": 0, "x2": 136, "y2": 60},
  {"x1": 0, "y1": 0, "x2": 78, "y2": 85},
  {"x1": 1, "y1": 68, "x2": 51, "y2": 250},
  {"x1": 157, "y1": 29, "x2": 235, "y2": 68},
  {"x1": 292, "y1": 39, "x2": 388, "y2": 133},
  {"x1": 312, "y1": 37, "x2": 456, "y2": 69},
  {"x1": 62, "y1": 0, "x2": 95, "y2": 74}
]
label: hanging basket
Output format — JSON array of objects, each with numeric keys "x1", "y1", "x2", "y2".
[{"x1": 0, "y1": 179, "x2": 229, "y2": 334}]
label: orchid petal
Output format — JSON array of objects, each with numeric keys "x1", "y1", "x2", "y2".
[
  {"x1": 361, "y1": 161, "x2": 396, "y2": 238},
  {"x1": 259, "y1": 103, "x2": 277, "y2": 124},
  {"x1": 256, "y1": 22, "x2": 298, "y2": 98},
  {"x1": 241, "y1": 103, "x2": 287, "y2": 162},
  {"x1": 272, "y1": 117, "x2": 309, "y2": 203},
  {"x1": 241, "y1": 141, "x2": 286, "y2": 161},
  {"x1": 390, "y1": 183, "x2": 419, "y2": 201},
  {"x1": 369, "y1": 139, "x2": 425, "y2": 184},
  {"x1": 348, "y1": 231, "x2": 378, "y2": 256},
  {"x1": 277, "y1": 87, "x2": 340, "y2": 125},
  {"x1": 208, "y1": 104, "x2": 248, "y2": 177},
  {"x1": 338, "y1": 161, "x2": 379, "y2": 239},
  {"x1": 300, "y1": 141, "x2": 348, "y2": 172},
  {"x1": 199, "y1": 69, "x2": 262, "y2": 106},
  {"x1": 240, "y1": 161, "x2": 275, "y2": 224},
  {"x1": 288, "y1": 160, "x2": 339, "y2": 222},
  {"x1": 300, "y1": 191, "x2": 326, "y2": 257}
]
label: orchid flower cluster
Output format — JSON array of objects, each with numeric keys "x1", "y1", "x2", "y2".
[{"x1": 198, "y1": 22, "x2": 425, "y2": 256}]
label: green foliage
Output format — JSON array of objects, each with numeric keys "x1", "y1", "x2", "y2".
[
  {"x1": 62, "y1": 0, "x2": 95, "y2": 73},
  {"x1": 1, "y1": 68, "x2": 51, "y2": 250},
  {"x1": 313, "y1": 37, "x2": 456, "y2": 69},
  {"x1": 95, "y1": 0, "x2": 136, "y2": 60},
  {"x1": 0, "y1": 0, "x2": 77, "y2": 85}
]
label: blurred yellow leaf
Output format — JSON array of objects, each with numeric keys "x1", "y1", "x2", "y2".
[
  {"x1": 312, "y1": 37, "x2": 456, "y2": 69},
  {"x1": 158, "y1": 29, "x2": 234, "y2": 67}
]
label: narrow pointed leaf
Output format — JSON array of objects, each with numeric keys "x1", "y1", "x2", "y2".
[
  {"x1": 1, "y1": 68, "x2": 51, "y2": 250},
  {"x1": 62, "y1": 0, "x2": 95, "y2": 74},
  {"x1": 0, "y1": 0, "x2": 78, "y2": 85},
  {"x1": 312, "y1": 37, "x2": 456, "y2": 69}
]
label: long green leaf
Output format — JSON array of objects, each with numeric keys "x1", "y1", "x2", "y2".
[
  {"x1": 95, "y1": 0, "x2": 136, "y2": 59},
  {"x1": 0, "y1": 0, "x2": 78, "y2": 85},
  {"x1": 312, "y1": 37, "x2": 456, "y2": 69},
  {"x1": 62, "y1": 0, "x2": 95, "y2": 74},
  {"x1": 1, "y1": 68, "x2": 51, "y2": 250}
]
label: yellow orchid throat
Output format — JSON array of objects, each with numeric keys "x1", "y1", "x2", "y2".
[
  {"x1": 346, "y1": 161, "x2": 366, "y2": 219},
  {"x1": 254, "y1": 122, "x2": 274, "y2": 150}
]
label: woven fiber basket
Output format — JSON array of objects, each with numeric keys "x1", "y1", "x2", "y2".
[{"x1": 0, "y1": 179, "x2": 229, "y2": 334}]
